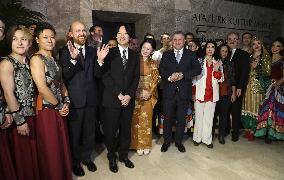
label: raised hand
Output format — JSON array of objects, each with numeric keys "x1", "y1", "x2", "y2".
[
  {"x1": 97, "y1": 44, "x2": 109, "y2": 64},
  {"x1": 214, "y1": 60, "x2": 222, "y2": 71},
  {"x1": 67, "y1": 40, "x2": 79, "y2": 59}
]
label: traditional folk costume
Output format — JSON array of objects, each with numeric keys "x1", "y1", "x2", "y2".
[
  {"x1": 255, "y1": 58, "x2": 284, "y2": 140},
  {"x1": 4, "y1": 55, "x2": 40, "y2": 180},
  {"x1": 130, "y1": 57, "x2": 159, "y2": 151},
  {"x1": 35, "y1": 54, "x2": 72, "y2": 180},
  {"x1": 242, "y1": 49, "x2": 271, "y2": 132}
]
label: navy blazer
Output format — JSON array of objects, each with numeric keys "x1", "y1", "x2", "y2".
[
  {"x1": 159, "y1": 49, "x2": 201, "y2": 100},
  {"x1": 60, "y1": 45, "x2": 101, "y2": 108},
  {"x1": 102, "y1": 47, "x2": 140, "y2": 108}
]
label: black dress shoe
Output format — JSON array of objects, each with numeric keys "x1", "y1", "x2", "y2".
[
  {"x1": 109, "y1": 159, "x2": 118, "y2": 173},
  {"x1": 161, "y1": 142, "x2": 171, "y2": 152},
  {"x1": 175, "y1": 143, "x2": 186, "y2": 152},
  {"x1": 232, "y1": 134, "x2": 239, "y2": 142},
  {"x1": 193, "y1": 141, "x2": 201, "y2": 146},
  {"x1": 83, "y1": 161, "x2": 97, "y2": 172},
  {"x1": 119, "y1": 158, "x2": 134, "y2": 168},
  {"x1": 73, "y1": 164, "x2": 85, "y2": 177},
  {"x1": 218, "y1": 136, "x2": 225, "y2": 144},
  {"x1": 207, "y1": 144, "x2": 213, "y2": 148}
]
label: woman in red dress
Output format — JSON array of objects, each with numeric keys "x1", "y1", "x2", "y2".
[
  {"x1": 0, "y1": 95, "x2": 16, "y2": 180},
  {"x1": 0, "y1": 17, "x2": 17, "y2": 180},
  {"x1": 30, "y1": 23, "x2": 72, "y2": 180},
  {"x1": 0, "y1": 26, "x2": 39, "y2": 180}
]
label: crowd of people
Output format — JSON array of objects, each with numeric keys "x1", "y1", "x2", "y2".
[{"x1": 0, "y1": 16, "x2": 283, "y2": 180}]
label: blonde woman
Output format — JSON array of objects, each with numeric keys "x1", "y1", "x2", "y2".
[{"x1": 241, "y1": 37, "x2": 271, "y2": 141}]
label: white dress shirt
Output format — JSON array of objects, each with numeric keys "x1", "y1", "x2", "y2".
[
  {"x1": 118, "y1": 44, "x2": 129, "y2": 59},
  {"x1": 168, "y1": 48, "x2": 184, "y2": 81},
  {"x1": 230, "y1": 48, "x2": 236, "y2": 61},
  {"x1": 174, "y1": 48, "x2": 184, "y2": 59}
]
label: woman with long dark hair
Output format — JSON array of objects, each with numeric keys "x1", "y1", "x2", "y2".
[
  {"x1": 213, "y1": 44, "x2": 236, "y2": 144},
  {"x1": 255, "y1": 37, "x2": 284, "y2": 143},
  {"x1": 130, "y1": 38, "x2": 159, "y2": 155},
  {"x1": 193, "y1": 41, "x2": 224, "y2": 148}
]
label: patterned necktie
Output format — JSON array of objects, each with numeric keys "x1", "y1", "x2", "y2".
[
  {"x1": 122, "y1": 49, "x2": 127, "y2": 69},
  {"x1": 176, "y1": 50, "x2": 181, "y2": 63},
  {"x1": 79, "y1": 47, "x2": 84, "y2": 67}
]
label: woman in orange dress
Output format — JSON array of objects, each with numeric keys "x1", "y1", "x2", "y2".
[{"x1": 130, "y1": 38, "x2": 159, "y2": 155}]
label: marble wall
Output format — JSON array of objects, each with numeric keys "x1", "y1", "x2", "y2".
[{"x1": 22, "y1": 0, "x2": 283, "y2": 46}]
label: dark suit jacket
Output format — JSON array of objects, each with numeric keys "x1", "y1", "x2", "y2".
[
  {"x1": 102, "y1": 47, "x2": 140, "y2": 108},
  {"x1": 60, "y1": 45, "x2": 101, "y2": 108},
  {"x1": 159, "y1": 49, "x2": 201, "y2": 101},
  {"x1": 230, "y1": 49, "x2": 250, "y2": 91}
]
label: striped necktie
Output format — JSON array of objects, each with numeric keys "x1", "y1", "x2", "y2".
[{"x1": 122, "y1": 49, "x2": 127, "y2": 69}]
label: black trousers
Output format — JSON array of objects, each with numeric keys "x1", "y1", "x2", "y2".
[
  {"x1": 213, "y1": 95, "x2": 231, "y2": 137},
  {"x1": 230, "y1": 94, "x2": 244, "y2": 136},
  {"x1": 103, "y1": 106, "x2": 134, "y2": 161},
  {"x1": 68, "y1": 106, "x2": 96, "y2": 166},
  {"x1": 95, "y1": 79, "x2": 104, "y2": 141},
  {"x1": 163, "y1": 94, "x2": 187, "y2": 144}
]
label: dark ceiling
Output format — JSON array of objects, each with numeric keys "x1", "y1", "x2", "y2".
[{"x1": 225, "y1": 0, "x2": 284, "y2": 11}]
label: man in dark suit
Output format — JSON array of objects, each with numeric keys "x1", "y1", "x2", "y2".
[
  {"x1": 159, "y1": 31, "x2": 201, "y2": 153},
  {"x1": 102, "y1": 24, "x2": 139, "y2": 173},
  {"x1": 227, "y1": 32, "x2": 250, "y2": 142},
  {"x1": 60, "y1": 21, "x2": 109, "y2": 177}
]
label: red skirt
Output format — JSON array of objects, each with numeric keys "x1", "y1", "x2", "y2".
[
  {"x1": 10, "y1": 116, "x2": 40, "y2": 180},
  {"x1": 0, "y1": 128, "x2": 17, "y2": 180},
  {"x1": 36, "y1": 109, "x2": 72, "y2": 180}
]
